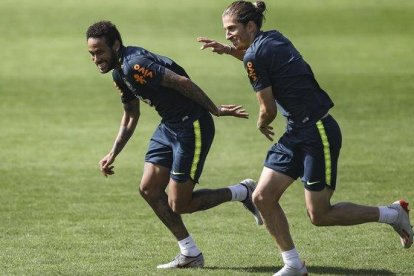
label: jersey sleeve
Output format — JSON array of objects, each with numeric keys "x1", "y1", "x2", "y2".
[
  {"x1": 112, "y1": 70, "x2": 135, "y2": 104},
  {"x1": 126, "y1": 56, "x2": 165, "y2": 90},
  {"x1": 243, "y1": 49, "x2": 272, "y2": 92}
]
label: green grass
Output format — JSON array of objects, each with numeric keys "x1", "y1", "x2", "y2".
[{"x1": 1, "y1": 0, "x2": 414, "y2": 275}]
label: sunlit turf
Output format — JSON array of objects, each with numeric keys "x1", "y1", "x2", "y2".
[{"x1": 1, "y1": 0, "x2": 413, "y2": 275}]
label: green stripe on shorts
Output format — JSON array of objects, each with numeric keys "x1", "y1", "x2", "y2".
[
  {"x1": 316, "y1": 120, "x2": 331, "y2": 186},
  {"x1": 190, "y1": 120, "x2": 201, "y2": 179}
]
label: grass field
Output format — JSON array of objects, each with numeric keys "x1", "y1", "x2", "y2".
[{"x1": 1, "y1": 0, "x2": 414, "y2": 275}]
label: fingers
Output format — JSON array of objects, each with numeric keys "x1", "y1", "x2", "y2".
[
  {"x1": 200, "y1": 41, "x2": 220, "y2": 50},
  {"x1": 259, "y1": 126, "x2": 274, "y2": 141},
  {"x1": 100, "y1": 164, "x2": 115, "y2": 177},
  {"x1": 235, "y1": 110, "x2": 249, "y2": 119},
  {"x1": 218, "y1": 104, "x2": 249, "y2": 119},
  {"x1": 99, "y1": 155, "x2": 115, "y2": 177},
  {"x1": 197, "y1": 37, "x2": 227, "y2": 54},
  {"x1": 197, "y1": 37, "x2": 214, "y2": 43}
]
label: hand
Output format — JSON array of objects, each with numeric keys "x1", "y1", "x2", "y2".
[
  {"x1": 197, "y1": 37, "x2": 230, "y2": 55},
  {"x1": 258, "y1": 125, "x2": 275, "y2": 141},
  {"x1": 99, "y1": 152, "x2": 115, "y2": 177},
  {"x1": 218, "y1": 105, "x2": 249, "y2": 119}
]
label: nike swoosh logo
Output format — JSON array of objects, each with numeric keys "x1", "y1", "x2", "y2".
[
  {"x1": 306, "y1": 180, "x2": 320, "y2": 185},
  {"x1": 171, "y1": 171, "x2": 186, "y2": 175}
]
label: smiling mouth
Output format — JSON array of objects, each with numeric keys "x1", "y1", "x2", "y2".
[{"x1": 97, "y1": 62, "x2": 107, "y2": 71}]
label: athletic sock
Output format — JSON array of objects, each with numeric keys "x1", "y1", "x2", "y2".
[
  {"x1": 228, "y1": 184, "x2": 248, "y2": 201},
  {"x1": 178, "y1": 235, "x2": 201, "y2": 257},
  {"x1": 281, "y1": 248, "x2": 303, "y2": 269},
  {"x1": 378, "y1": 206, "x2": 398, "y2": 224}
]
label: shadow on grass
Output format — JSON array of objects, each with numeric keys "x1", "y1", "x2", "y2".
[{"x1": 204, "y1": 265, "x2": 396, "y2": 275}]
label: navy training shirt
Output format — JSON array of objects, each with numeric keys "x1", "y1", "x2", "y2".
[
  {"x1": 112, "y1": 46, "x2": 203, "y2": 124},
  {"x1": 243, "y1": 30, "x2": 334, "y2": 127}
]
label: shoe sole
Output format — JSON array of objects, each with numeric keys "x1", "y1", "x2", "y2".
[{"x1": 397, "y1": 200, "x2": 413, "y2": 249}]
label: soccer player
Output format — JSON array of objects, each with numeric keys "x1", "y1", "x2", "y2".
[
  {"x1": 198, "y1": 1, "x2": 413, "y2": 275},
  {"x1": 86, "y1": 20, "x2": 263, "y2": 269}
]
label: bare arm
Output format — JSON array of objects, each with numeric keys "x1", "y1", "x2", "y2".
[
  {"x1": 197, "y1": 37, "x2": 246, "y2": 61},
  {"x1": 99, "y1": 98, "x2": 140, "y2": 177},
  {"x1": 161, "y1": 67, "x2": 248, "y2": 118},
  {"x1": 256, "y1": 86, "x2": 277, "y2": 141}
]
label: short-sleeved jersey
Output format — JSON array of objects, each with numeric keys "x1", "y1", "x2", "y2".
[
  {"x1": 243, "y1": 30, "x2": 334, "y2": 128},
  {"x1": 112, "y1": 46, "x2": 203, "y2": 124}
]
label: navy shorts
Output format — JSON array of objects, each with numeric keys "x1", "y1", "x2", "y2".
[
  {"x1": 145, "y1": 111, "x2": 215, "y2": 183},
  {"x1": 264, "y1": 115, "x2": 342, "y2": 191}
]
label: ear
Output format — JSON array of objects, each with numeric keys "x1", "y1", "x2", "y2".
[
  {"x1": 112, "y1": 39, "x2": 121, "y2": 52},
  {"x1": 246, "y1": 20, "x2": 258, "y2": 34}
]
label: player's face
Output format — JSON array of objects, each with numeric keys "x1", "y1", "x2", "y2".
[
  {"x1": 222, "y1": 15, "x2": 254, "y2": 50},
  {"x1": 87, "y1": 37, "x2": 117, "y2": 74}
]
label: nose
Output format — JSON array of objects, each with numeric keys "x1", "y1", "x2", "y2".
[
  {"x1": 92, "y1": 55, "x2": 100, "y2": 64},
  {"x1": 225, "y1": 30, "x2": 232, "y2": 40}
]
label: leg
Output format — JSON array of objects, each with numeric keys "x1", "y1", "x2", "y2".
[
  {"x1": 139, "y1": 162, "x2": 189, "y2": 241},
  {"x1": 167, "y1": 178, "x2": 232, "y2": 214},
  {"x1": 253, "y1": 167, "x2": 308, "y2": 275},
  {"x1": 304, "y1": 187, "x2": 379, "y2": 226},
  {"x1": 305, "y1": 188, "x2": 413, "y2": 248},
  {"x1": 252, "y1": 167, "x2": 295, "y2": 251}
]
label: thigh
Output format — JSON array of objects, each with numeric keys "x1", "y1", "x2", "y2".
[
  {"x1": 171, "y1": 112, "x2": 215, "y2": 183},
  {"x1": 304, "y1": 186, "x2": 334, "y2": 214},
  {"x1": 140, "y1": 162, "x2": 170, "y2": 193},
  {"x1": 145, "y1": 124, "x2": 173, "y2": 170},
  {"x1": 302, "y1": 115, "x2": 342, "y2": 191},
  {"x1": 167, "y1": 178, "x2": 196, "y2": 206},
  {"x1": 264, "y1": 132, "x2": 303, "y2": 181},
  {"x1": 256, "y1": 167, "x2": 295, "y2": 201}
]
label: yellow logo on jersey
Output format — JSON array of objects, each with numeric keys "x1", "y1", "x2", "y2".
[
  {"x1": 133, "y1": 64, "x2": 154, "y2": 85},
  {"x1": 246, "y1": 61, "x2": 257, "y2": 82}
]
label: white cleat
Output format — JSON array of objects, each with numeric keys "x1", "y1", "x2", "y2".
[
  {"x1": 156, "y1": 253, "x2": 204, "y2": 269},
  {"x1": 389, "y1": 199, "x2": 413, "y2": 248},
  {"x1": 273, "y1": 262, "x2": 308, "y2": 276},
  {"x1": 240, "y1": 179, "x2": 263, "y2": 225}
]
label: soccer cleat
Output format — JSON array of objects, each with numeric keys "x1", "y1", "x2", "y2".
[
  {"x1": 156, "y1": 253, "x2": 204, "y2": 269},
  {"x1": 240, "y1": 179, "x2": 263, "y2": 225},
  {"x1": 273, "y1": 262, "x2": 308, "y2": 276},
  {"x1": 389, "y1": 199, "x2": 413, "y2": 248}
]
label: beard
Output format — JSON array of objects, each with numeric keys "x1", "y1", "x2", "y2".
[{"x1": 98, "y1": 49, "x2": 118, "y2": 74}]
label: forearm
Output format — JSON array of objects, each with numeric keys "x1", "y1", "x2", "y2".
[
  {"x1": 182, "y1": 80, "x2": 220, "y2": 116},
  {"x1": 162, "y1": 70, "x2": 220, "y2": 116},
  {"x1": 110, "y1": 114, "x2": 138, "y2": 157},
  {"x1": 225, "y1": 45, "x2": 245, "y2": 61},
  {"x1": 257, "y1": 110, "x2": 276, "y2": 128}
]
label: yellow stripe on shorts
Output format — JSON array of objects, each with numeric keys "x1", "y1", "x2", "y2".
[
  {"x1": 190, "y1": 120, "x2": 201, "y2": 179},
  {"x1": 316, "y1": 120, "x2": 331, "y2": 186}
]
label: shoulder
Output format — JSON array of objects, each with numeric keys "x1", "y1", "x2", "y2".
[
  {"x1": 244, "y1": 34, "x2": 271, "y2": 66},
  {"x1": 112, "y1": 69, "x2": 122, "y2": 81}
]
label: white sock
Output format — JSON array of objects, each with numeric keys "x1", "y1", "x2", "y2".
[
  {"x1": 281, "y1": 248, "x2": 302, "y2": 269},
  {"x1": 228, "y1": 184, "x2": 248, "y2": 201},
  {"x1": 378, "y1": 206, "x2": 398, "y2": 224},
  {"x1": 178, "y1": 235, "x2": 201, "y2": 257}
]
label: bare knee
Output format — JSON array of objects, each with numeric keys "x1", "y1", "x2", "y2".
[
  {"x1": 139, "y1": 182, "x2": 163, "y2": 201},
  {"x1": 252, "y1": 190, "x2": 278, "y2": 212}
]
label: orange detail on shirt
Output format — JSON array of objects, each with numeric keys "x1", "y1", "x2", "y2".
[
  {"x1": 246, "y1": 61, "x2": 257, "y2": 82},
  {"x1": 133, "y1": 64, "x2": 154, "y2": 85}
]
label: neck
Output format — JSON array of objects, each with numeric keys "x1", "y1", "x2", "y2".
[{"x1": 249, "y1": 29, "x2": 260, "y2": 45}]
